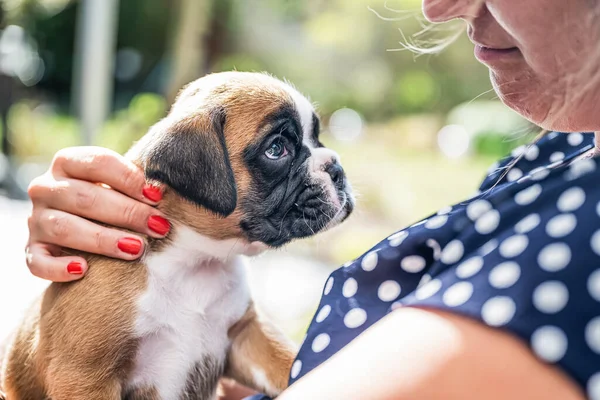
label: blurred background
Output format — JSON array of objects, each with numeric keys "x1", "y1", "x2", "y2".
[{"x1": 0, "y1": 0, "x2": 535, "y2": 342}]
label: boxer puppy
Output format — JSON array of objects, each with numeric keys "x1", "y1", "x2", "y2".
[{"x1": 0, "y1": 71, "x2": 354, "y2": 400}]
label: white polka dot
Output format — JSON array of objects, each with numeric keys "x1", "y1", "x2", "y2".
[
  {"x1": 566, "y1": 158, "x2": 596, "y2": 180},
  {"x1": 342, "y1": 278, "x2": 358, "y2": 298},
  {"x1": 388, "y1": 231, "x2": 408, "y2": 247},
  {"x1": 538, "y1": 243, "x2": 571, "y2": 272},
  {"x1": 530, "y1": 167, "x2": 550, "y2": 181},
  {"x1": 511, "y1": 145, "x2": 526, "y2": 157},
  {"x1": 549, "y1": 151, "x2": 565, "y2": 163},
  {"x1": 499, "y1": 235, "x2": 529, "y2": 258},
  {"x1": 475, "y1": 209, "x2": 500, "y2": 234},
  {"x1": 391, "y1": 301, "x2": 403, "y2": 310},
  {"x1": 426, "y1": 239, "x2": 442, "y2": 260},
  {"x1": 489, "y1": 262, "x2": 521, "y2": 289},
  {"x1": 342, "y1": 261, "x2": 353, "y2": 268},
  {"x1": 515, "y1": 184, "x2": 542, "y2": 205},
  {"x1": 525, "y1": 145, "x2": 539, "y2": 161},
  {"x1": 425, "y1": 215, "x2": 448, "y2": 229},
  {"x1": 557, "y1": 187, "x2": 586, "y2": 212},
  {"x1": 442, "y1": 282, "x2": 473, "y2": 307},
  {"x1": 588, "y1": 372, "x2": 600, "y2": 400},
  {"x1": 588, "y1": 269, "x2": 600, "y2": 302},
  {"x1": 548, "y1": 132, "x2": 560, "y2": 140},
  {"x1": 597, "y1": 202, "x2": 600, "y2": 218},
  {"x1": 415, "y1": 278, "x2": 442, "y2": 300},
  {"x1": 456, "y1": 256, "x2": 484, "y2": 279},
  {"x1": 290, "y1": 360, "x2": 302, "y2": 379},
  {"x1": 441, "y1": 240, "x2": 464, "y2": 264},
  {"x1": 545, "y1": 213, "x2": 577, "y2": 238},
  {"x1": 401, "y1": 255, "x2": 426, "y2": 273},
  {"x1": 378, "y1": 280, "x2": 401, "y2": 302},
  {"x1": 592, "y1": 231, "x2": 600, "y2": 256},
  {"x1": 437, "y1": 205, "x2": 452, "y2": 215},
  {"x1": 585, "y1": 316, "x2": 600, "y2": 354},
  {"x1": 507, "y1": 168, "x2": 523, "y2": 182},
  {"x1": 515, "y1": 213, "x2": 540, "y2": 234},
  {"x1": 344, "y1": 308, "x2": 368, "y2": 328},
  {"x1": 467, "y1": 199, "x2": 492, "y2": 221},
  {"x1": 481, "y1": 296, "x2": 516, "y2": 327},
  {"x1": 531, "y1": 326, "x2": 568, "y2": 363},
  {"x1": 311, "y1": 333, "x2": 330, "y2": 353},
  {"x1": 417, "y1": 273, "x2": 432, "y2": 288},
  {"x1": 479, "y1": 239, "x2": 498, "y2": 256},
  {"x1": 315, "y1": 304, "x2": 331, "y2": 323},
  {"x1": 533, "y1": 281, "x2": 569, "y2": 314},
  {"x1": 361, "y1": 251, "x2": 378, "y2": 271},
  {"x1": 324, "y1": 277, "x2": 334, "y2": 295},
  {"x1": 567, "y1": 132, "x2": 584, "y2": 146}
]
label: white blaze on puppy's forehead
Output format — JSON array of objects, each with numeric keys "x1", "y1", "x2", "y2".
[
  {"x1": 277, "y1": 80, "x2": 315, "y2": 145},
  {"x1": 277, "y1": 80, "x2": 341, "y2": 170},
  {"x1": 273, "y1": 78, "x2": 351, "y2": 215}
]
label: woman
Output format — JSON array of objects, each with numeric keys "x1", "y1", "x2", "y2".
[{"x1": 23, "y1": 0, "x2": 600, "y2": 398}]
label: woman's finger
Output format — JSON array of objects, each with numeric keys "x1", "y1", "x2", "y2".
[
  {"x1": 33, "y1": 209, "x2": 146, "y2": 260},
  {"x1": 50, "y1": 146, "x2": 162, "y2": 204},
  {"x1": 34, "y1": 178, "x2": 170, "y2": 238},
  {"x1": 25, "y1": 242, "x2": 89, "y2": 282}
]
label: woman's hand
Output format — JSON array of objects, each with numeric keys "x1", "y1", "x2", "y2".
[{"x1": 25, "y1": 146, "x2": 171, "y2": 282}]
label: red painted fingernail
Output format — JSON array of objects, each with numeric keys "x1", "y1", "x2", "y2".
[
  {"x1": 118, "y1": 238, "x2": 142, "y2": 255},
  {"x1": 142, "y1": 184, "x2": 162, "y2": 202},
  {"x1": 67, "y1": 262, "x2": 83, "y2": 275},
  {"x1": 148, "y1": 215, "x2": 170, "y2": 236}
]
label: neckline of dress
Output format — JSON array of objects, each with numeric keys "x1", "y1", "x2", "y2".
[{"x1": 574, "y1": 146, "x2": 600, "y2": 162}]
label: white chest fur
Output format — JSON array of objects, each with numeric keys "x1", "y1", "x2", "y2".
[{"x1": 126, "y1": 226, "x2": 252, "y2": 400}]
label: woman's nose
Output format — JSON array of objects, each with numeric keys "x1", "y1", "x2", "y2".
[{"x1": 422, "y1": 0, "x2": 485, "y2": 23}]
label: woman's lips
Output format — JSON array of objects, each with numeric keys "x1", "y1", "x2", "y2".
[{"x1": 474, "y1": 45, "x2": 520, "y2": 62}]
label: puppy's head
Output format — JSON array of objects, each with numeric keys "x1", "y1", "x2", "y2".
[{"x1": 129, "y1": 71, "x2": 354, "y2": 248}]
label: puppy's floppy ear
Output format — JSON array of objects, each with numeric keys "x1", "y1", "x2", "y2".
[{"x1": 141, "y1": 108, "x2": 237, "y2": 217}]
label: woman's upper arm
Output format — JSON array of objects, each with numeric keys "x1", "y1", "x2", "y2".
[{"x1": 279, "y1": 307, "x2": 584, "y2": 400}]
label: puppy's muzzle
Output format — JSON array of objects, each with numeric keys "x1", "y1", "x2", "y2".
[{"x1": 325, "y1": 160, "x2": 345, "y2": 191}]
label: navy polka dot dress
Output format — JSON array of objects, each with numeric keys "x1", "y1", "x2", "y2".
[{"x1": 247, "y1": 132, "x2": 600, "y2": 400}]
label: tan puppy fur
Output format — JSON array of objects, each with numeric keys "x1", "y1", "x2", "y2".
[{"x1": 1, "y1": 72, "x2": 353, "y2": 400}]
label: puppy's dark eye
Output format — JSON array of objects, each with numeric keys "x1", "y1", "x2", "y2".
[{"x1": 265, "y1": 142, "x2": 288, "y2": 160}]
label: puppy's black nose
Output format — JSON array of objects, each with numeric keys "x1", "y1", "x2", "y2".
[{"x1": 325, "y1": 161, "x2": 345, "y2": 188}]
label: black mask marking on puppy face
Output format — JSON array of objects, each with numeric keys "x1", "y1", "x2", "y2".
[{"x1": 239, "y1": 105, "x2": 353, "y2": 247}]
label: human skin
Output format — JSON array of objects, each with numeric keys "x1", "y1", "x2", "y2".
[
  {"x1": 25, "y1": 146, "x2": 170, "y2": 282},
  {"x1": 423, "y1": 0, "x2": 600, "y2": 133}
]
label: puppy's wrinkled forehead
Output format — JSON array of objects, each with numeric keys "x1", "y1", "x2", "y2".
[{"x1": 172, "y1": 72, "x2": 319, "y2": 149}]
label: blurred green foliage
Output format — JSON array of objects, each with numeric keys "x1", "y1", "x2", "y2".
[
  {"x1": 2, "y1": 0, "x2": 529, "y2": 130},
  {"x1": 8, "y1": 93, "x2": 166, "y2": 158}
]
